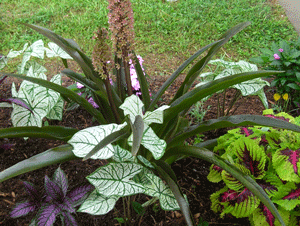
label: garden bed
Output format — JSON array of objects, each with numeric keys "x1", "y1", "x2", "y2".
[{"x1": 0, "y1": 74, "x2": 277, "y2": 225}]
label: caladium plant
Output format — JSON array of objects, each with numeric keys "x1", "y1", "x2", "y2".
[
  {"x1": 10, "y1": 167, "x2": 93, "y2": 226},
  {"x1": 1, "y1": 2, "x2": 300, "y2": 224},
  {"x1": 196, "y1": 59, "x2": 270, "y2": 117},
  {"x1": 208, "y1": 109, "x2": 300, "y2": 225}
]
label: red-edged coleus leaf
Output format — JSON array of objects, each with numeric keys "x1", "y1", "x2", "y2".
[
  {"x1": 273, "y1": 147, "x2": 300, "y2": 182},
  {"x1": 0, "y1": 97, "x2": 34, "y2": 113},
  {"x1": 52, "y1": 167, "x2": 68, "y2": 197},
  {"x1": 222, "y1": 163, "x2": 251, "y2": 191},
  {"x1": 66, "y1": 184, "x2": 93, "y2": 207},
  {"x1": 10, "y1": 201, "x2": 38, "y2": 218},
  {"x1": 210, "y1": 186, "x2": 260, "y2": 218},
  {"x1": 36, "y1": 204, "x2": 60, "y2": 226},
  {"x1": 240, "y1": 127, "x2": 254, "y2": 137},
  {"x1": 232, "y1": 138, "x2": 267, "y2": 179},
  {"x1": 251, "y1": 203, "x2": 291, "y2": 226},
  {"x1": 207, "y1": 164, "x2": 223, "y2": 183},
  {"x1": 272, "y1": 182, "x2": 300, "y2": 211}
]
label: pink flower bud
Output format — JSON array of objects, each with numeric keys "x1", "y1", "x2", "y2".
[{"x1": 274, "y1": 53, "x2": 280, "y2": 60}]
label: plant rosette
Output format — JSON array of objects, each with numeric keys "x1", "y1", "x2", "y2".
[
  {"x1": 10, "y1": 167, "x2": 93, "y2": 226},
  {"x1": 208, "y1": 109, "x2": 300, "y2": 225}
]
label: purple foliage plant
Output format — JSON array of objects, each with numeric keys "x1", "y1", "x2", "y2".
[{"x1": 10, "y1": 167, "x2": 93, "y2": 226}]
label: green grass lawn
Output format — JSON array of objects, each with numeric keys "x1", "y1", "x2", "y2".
[{"x1": 0, "y1": 0, "x2": 298, "y2": 75}]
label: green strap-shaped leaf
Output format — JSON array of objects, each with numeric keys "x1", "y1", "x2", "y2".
[
  {"x1": 82, "y1": 125, "x2": 130, "y2": 161},
  {"x1": 0, "y1": 126, "x2": 78, "y2": 141},
  {"x1": 78, "y1": 190, "x2": 119, "y2": 215},
  {"x1": 147, "y1": 39, "x2": 223, "y2": 111},
  {"x1": 133, "y1": 53, "x2": 151, "y2": 109},
  {"x1": 24, "y1": 24, "x2": 98, "y2": 83},
  {"x1": 86, "y1": 163, "x2": 144, "y2": 197},
  {"x1": 3, "y1": 73, "x2": 106, "y2": 124},
  {"x1": 163, "y1": 146, "x2": 286, "y2": 226},
  {"x1": 128, "y1": 124, "x2": 167, "y2": 160},
  {"x1": 0, "y1": 144, "x2": 78, "y2": 183},
  {"x1": 131, "y1": 115, "x2": 144, "y2": 156},
  {"x1": 168, "y1": 114, "x2": 300, "y2": 149},
  {"x1": 164, "y1": 70, "x2": 282, "y2": 124},
  {"x1": 172, "y1": 22, "x2": 251, "y2": 101},
  {"x1": 61, "y1": 69, "x2": 99, "y2": 91},
  {"x1": 68, "y1": 123, "x2": 127, "y2": 160}
]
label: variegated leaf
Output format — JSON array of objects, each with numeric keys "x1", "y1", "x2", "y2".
[
  {"x1": 45, "y1": 42, "x2": 73, "y2": 59},
  {"x1": 78, "y1": 190, "x2": 119, "y2": 215},
  {"x1": 143, "y1": 105, "x2": 169, "y2": 125},
  {"x1": 112, "y1": 145, "x2": 135, "y2": 162},
  {"x1": 120, "y1": 95, "x2": 144, "y2": 123},
  {"x1": 86, "y1": 163, "x2": 144, "y2": 197},
  {"x1": 143, "y1": 174, "x2": 180, "y2": 211},
  {"x1": 68, "y1": 123, "x2": 127, "y2": 159}
]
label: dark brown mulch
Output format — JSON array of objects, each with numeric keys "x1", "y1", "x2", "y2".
[{"x1": 0, "y1": 75, "x2": 278, "y2": 226}]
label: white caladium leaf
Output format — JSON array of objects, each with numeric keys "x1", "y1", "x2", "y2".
[
  {"x1": 143, "y1": 105, "x2": 170, "y2": 125},
  {"x1": 11, "y1": 67, "x2": 60, "y2": 127},
  {"x1": 0, "y1": 103, "x2": 12, "y2": 108},
  {"x1": 45, "y1": 42, "x2": 73, "y2": 59},
  {"x1": 121, "y1": 95, "x2": 168, "y2": 160},
  {"x1": 87, "y1": 163, "x2": 145, "y2": 197},
  {"x1": 21, "y1": 61, "x2": 47, "y2": 75},
  {"x1": 11, "y1": 82, "x2": 17, "y2": 97},
  {"x1": 133, "y1": 167, "x2": 153, "y2": 185},
  {"x1": 47, "y1": 96, "x2": 64, "y2": 120},
  {"x1": 143, "y1": 174, "x2": 180, "y2": 211},
  {"x1": 69, "y1": 123, "x2": 127, "y2": 159},
  {"x1": 19, "y1": 40, "x2": 45, "y2": 73},
  {"x1": 120, "y1": 95, "x2": 144, "y2": 122},
  {"x1": 128, "y1": 125, "x2": 167, "y2": 160},
  {"x1": 7, "y1": 43, "x2": 29, "y2": 58},
  {"x1": 46, "y1": 74, "x2": 63, "y2": 120},
  {"x1": 112, "y1": 145, "x2": 135, "y2": 162},
  {"x1": 78, "y1": 190, "x2": 119, "y2": 215}
]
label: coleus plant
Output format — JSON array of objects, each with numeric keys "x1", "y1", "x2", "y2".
[
  {"x1": 1, "y1": 1, "x2": 300, "y2": 224},
  {"x1": 10, "y1": 167, "x2": 93, "y2": 226},
  {"x1": 208, "y1": 109, "x2": 300, "y2": 225}
]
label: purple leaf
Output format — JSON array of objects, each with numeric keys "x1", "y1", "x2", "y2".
[
  {"x1": 61, "y1": 211, "x2": 78, "y2": 226},
  {"x1": 44, "y1": 176, "x2": 64, "y2": 202},
  {"x1": 53, "y1": 167, "x2": 68, "y2": 197},
  {"x1": 0, "y1": 97, "x2": 34, "y2": 114},
  {"x1": 59, "y1": 198, "x2": 76, "y2": 213},
  {"x1": 10, "y1": 201, "x2": 37, "y2": 218},
  {"x1": 66, "y1": 184, "x2": 93, "y2": 207},
  {"x1": 220, "y1": 188, "x2": 253, "y2": 204},
  {"x1": 23, "y1": 181, "x2": 43, "y2": 204},
  {"x1": 36, "y1": 204, "x2": 60, "y2": 226}
]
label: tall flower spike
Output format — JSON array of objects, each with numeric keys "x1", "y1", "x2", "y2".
[
  {"x1": 108, "y1": 0, "x2": 135, "y2": 62},
  {"x1": 92, "y1": 28, "x2": 113, "y2": 79}
]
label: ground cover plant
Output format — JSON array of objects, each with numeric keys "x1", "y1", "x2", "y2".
[{"x1": 0, "y1": 0, "x2": 300, "y2": 225}]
